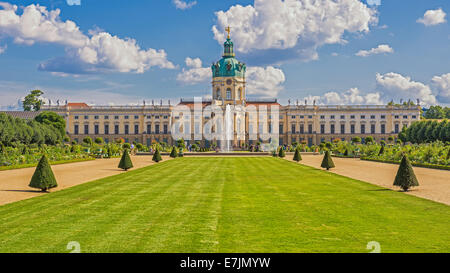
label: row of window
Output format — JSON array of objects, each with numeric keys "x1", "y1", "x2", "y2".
[
  {"x1": 73, "y1": 124, "x2": 169, "y2": 135},
  {"x1": 288, "y1": 123, "x2": 405, "y2": 134},
  {"x1": 291, "y1": 114, "x2": 417, "y2": 120},
  {"x1": 74, "y1": 115, "x2": 169, "y2": 120}
]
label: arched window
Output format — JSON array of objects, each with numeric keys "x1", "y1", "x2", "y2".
[{"x1": 226, "y1": 88, "x2": 232, "y2": 100}]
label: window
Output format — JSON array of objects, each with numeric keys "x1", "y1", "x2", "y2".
[
  {"x1": 279, "y1": 124, "x2": 283, "y2": 134},
  {"x1": 320, "y1": 124, "x2": 325, "y2": 134},
  {"x1": 361, "y1": 124, "x2": 366, "y2": 134},
  {"x1": 395, "y1": 115, "x2": 399, "y2": 119},
  {"x1": 94, "y1": 116, "x2": 99, "y2": 120},
  {"x1": 115, "y1": 125, "x2": 119, "y2": 134},
  {"x1": 155, "y1": 124, "x2": 160, "y2": 134},
  {"x1": 104, "y1": 116, "x2": 109, "y2": 120},
  {"x1": 381, "y1": 115, "x2": 386, "y2": 119},
  {"x1": 330, "y1": 115, "x2": 335, "y2": 119},
  {"x1": 164, "y1": 116, "x2": 168, "y2": 119},
  {"x1": 74, "y1": 125, "x2": 79, "y2": 135},
  {"x1": 350, "y1": 115, "x2": 355, "y2": 119},
  {"x1": 371, "y1": 115, "x2": 375, "y2": 119},
  {"x1": 104, "y1": 124, "x2": 109, "y2": 135},
  {"x1": 134, "y1": 124, "x2": 139, "y2": 134},
  {"x1": 361, "y1": 115, "x2": 366, "y2": 119},
  {"x1": 351, "y1": 124, "x2": 355, "y2": 134},
  {"x1": 381, "y1": 124, "x2": 386, "y2": 134},
  {"x1": 300, "y1": 115, "x2": 304, "y2": 119},
  {"x1": 412, "y1": 115, "x2": 417, "y2": 119},
  {"x1": 124, "y1": 125, "x2": 129, "y2": 135},
  {"x1": 163, "y1": 124, "x2": 168, "y2": 134},
  {"x1": 84, "y1": 124, "x2": 89, "y2": 134},
  {"x1": 395, "y1": 124, "x2": 399, "y2": 133},
  {"x1": 147, "y1": 124, "x2": 151, "y2": 134},
  {"x1": 155, "y1": 116, "x2": 159, "y2": 119},
  {"x1": 320, "y1": 115, "x2": 325, "y2": 119},
  {"x1": 403, "y1": 115, "x2": 408, "y2": 119},
  {"x1": 74, "y1": 116, "x2": 79, "y2": 120},
  {"x1": 84, "y1": 115, "x2": 89, "y2": 120},
  {"x1": 291, "y1": 115, "x2": 296, "y2": 119},
  {"x1": 340, "y1": 115, "x2": 345, "y2": 119},
  {"x1": 135, "y1": 115, "x2": 139, "y2": 119},
  {"x1": 308, "y1": 115, "x2": 313, "y2": 119},
  {"x1": 291, "y1": 124, "x2": 296, "y2": 133},
  {"x1": 146, "y1": 115, "x2": 151, "y2": 119},
  {"x1": 371, "y1": 124, "x2": 376, "y2": 134},
  {"x1": 330, "y1": 124, "x2": 335, "y2": 134},
  {"x1": 300, "y1": 124, "x2": 304, "y2": 134},
  {"x1": 341, "y1": 124, "x2": 345, "y2": 134},
  {"x1": 115, "y1": 116, "x2": 119, "y2": 120},
  {"x1": 308, "y1": 124, "x2": 313, "y2": 134},
  {"x1": 124, "y1": 116, "x2": 129, "y2": 120},
  {"x1": 226, "y1": 88, "x2": 232, "y2": 100},
  {"x1": 94, "y1": 124, "x2": 99, "y2": 135}
]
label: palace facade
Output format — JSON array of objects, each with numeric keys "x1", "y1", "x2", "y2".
[{"x1": 39, "y1": 32, "x2": 421, "y2": 147}]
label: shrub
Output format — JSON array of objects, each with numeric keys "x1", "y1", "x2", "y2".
[
  {"x1": 344, "y1": 149, "x2": 349, "y2": 156},
  {"x1": 153, "y1": 148, "x2": 162, "y2": 162},
  {"x1": 170, "y1": 146, "x2": 178, "y2": 158},
  {"x1": 83, "y1": 137, "x2": 93, "y2": 145},
  {"x1": 352, "y1": 137, "x2": 361, "y2": 144},
  {"x1": 29, "y1": 154, "x2": 58, "y2": 192},
  {"x1": 293, "y1": 148, "x2": 302, "y2": 162},
  {"x1": 123, "y1": 143, "x2": 131, "y2": 150},
  {"x1": 321, "y1": 150, "x2": 335, "y2": 170},
  {"x1": 393, "y1": 155, "x2": 419, "y2": 192},
  {"x1": 95, "y1": 137, "x2": 104, "y2": 144},
  {"x1": 278, "y1": 147, "x2": 286, "y2": 158},
  {"x1": 118, "y1": 149, "x2": 133, "y2": 171},
  {"x1": 378, "y1": 145, "x2": 385, "y2": 156}
]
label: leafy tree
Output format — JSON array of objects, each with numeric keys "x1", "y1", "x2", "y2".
[
  {"x1": 393, "y1": 155, "x2": 419, "y2": 192},
  {"x1": 423, "y1": 105, "x2": 445, "y2": 119},
  {"x1": 170, "y1": 146, "x2": 178, "y2": 158},
  {"x1": 94, "y1": 137, "x2": 104, "y2": 145},
  {"x1": 83, "y1": 137, "x2": 93, "y2": 145},
  {"x1": 23, "y1": 90, "x2": 45, "y2": 112},
  {"x1": 152, "y1": 148, "x2": 162, "y2": 162},
  {"x1": 278, "y1": 147, "x2": 286, "y2": 158},
  {"x1": 35, "y1": 111, "x2": 66, "y2": 137},
  {"x1": 118, "y1": 149, "x2": 133, "y2": 171},
  {"x1": 293, "y1": 147, "x2": 302, "y2": 162},
  {"x1": 29, "y1": 154, "x2": 58, "y2": 192},
  {"x1": 321, "y1": 150, "x2": 335, "y2": 171}
]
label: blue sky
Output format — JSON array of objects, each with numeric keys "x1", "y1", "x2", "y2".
[{"x1": 0, "y1": 0, "x2": 449, "y2": 109}]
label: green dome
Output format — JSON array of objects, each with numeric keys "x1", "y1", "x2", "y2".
[{"x1": 211, "y1": 38, "x2": 246, "y2": 78}]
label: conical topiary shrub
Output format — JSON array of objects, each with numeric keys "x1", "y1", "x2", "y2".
[
  {"x1": 153, "y1": 148, "x2": 162, "y2": 162},
  {"x1": 170, "y1": 146, "x2": 178, "y2": 158},
  {"x1": 378, "y1": 145, "x2": 385, "y2": 156},
  {"x1": 394, "y1": 155, "x2": 419, "y2": 192},
  {"x1": 278, "y1": 147, "x2": 286, "y2": 158},
  {"x1": 293, "y1": 147, "x2": 302, "y2": 162},
  {"x1": 29, "y1": 154, "x2": 58, "y2": 192},
  {"x1": 118, "y1": 149, "x2": 133, "y2": 171},
  {"x1": 321, "y1": 150, "x2": 335, "y2": 171}
]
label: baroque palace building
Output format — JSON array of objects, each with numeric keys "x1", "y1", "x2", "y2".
[{"x1": 31, "y1": 31, "x2": 420, "y2": 148}]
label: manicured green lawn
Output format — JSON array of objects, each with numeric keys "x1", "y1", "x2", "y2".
[{"x1": 0, "y1": 157, "x2": 449, "y2": 253}]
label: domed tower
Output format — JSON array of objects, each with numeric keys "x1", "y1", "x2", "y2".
[{"x1": 211, "y1": 27, "x2": 246, "y2": 105}]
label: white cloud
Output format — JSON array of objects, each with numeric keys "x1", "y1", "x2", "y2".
[
  {"x1": 306, "y1": 88, "x2": 383, "y2": 105},
  {"x1": 173, "y1": 0, "x2": 197, "y2": 10},
  {"x1": 212, "y1": 0, "x2": 378, "y2": 62},
  {"x1": 432, "y1": 73, "x2": 450, "y2": 103},
  {"x1": 246, "y1": 66, "x2": 285, "y2": 97},
  {"x1": 417, "y1": 8, "x2": 447, "y2": 26},
  {"x1": 0, "y1": 44, "x2": 6, "y2": 54},
  {"x1": 355, "y1": 44, "x2": 393, "y2": 57},
  {"x1": 0, "y1": 3, "x2": 175, "y2": 74},
  {"x1": 176, "y1": 58, "x2": 285, "y2": 97},
  {"x1": 375, "y1": 72, "x2": 437, "y2": 106},
  {"x1": 176, "y1": 57, "x2": 210, "y2": 85},
  {"x1": 66, "y1": 0, "x2": 81, "y2": 6}
]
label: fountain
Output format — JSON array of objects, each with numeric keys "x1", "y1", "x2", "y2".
[{"x1": 220, "y1": 104, "x2": 233, "y2": 152}]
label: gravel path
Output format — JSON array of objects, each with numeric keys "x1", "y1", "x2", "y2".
[
  {"x1": 292, "y1": 155, "x2": 450, "y2": 205},
  {"x1": 0, "y1": 156, "x2": 170, "y2": 206}
]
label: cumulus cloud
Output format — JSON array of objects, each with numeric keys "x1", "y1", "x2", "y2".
[
  {"x1": 432, "y1": 73, "x2": 450, "y2": 103},
  {"x1": 212, "y1": 0, "x2": 378, "y2": 63},
  {"x1": 0, "y1": 44, "x2": 6, "y2": 54},
  {"x1": 246, "y1": 66, "x2": 285, "y2": 97},
  {"x1": 0, "y1": 3, "x2": 175, "y2": 74},
  {"x1": 304, "y1": 88, "x2": 383, "y2": 105},
  {"x1": 417, "y1": 8, "x2": 447, "y2": 26},
  {"x1": 173, "y1": 0, "x2": 197, "y2": 10},
  {"x1": 176, "y1": 57, "x2": 210, "y2": 85},
  {"x1": 355, "y1": 44, "x2": 393, "y2": 57},
  {"x1": 66, "y1": 0, "x2": 81, "y2": 6},
  {"x1": 375, "y1": 72, "x2": 437, "y2": 106},
  {"x1": 176, "y1": 58, "x2": 285, "y2": 97}
]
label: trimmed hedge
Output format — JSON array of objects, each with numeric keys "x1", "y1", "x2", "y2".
[{"x1": 360, "y1": 157, "x2": 450, "y2": 171}]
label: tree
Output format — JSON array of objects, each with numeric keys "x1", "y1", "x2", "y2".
[
  {"x1": 152, "y1": 148, "x2": 162, "y2": 162},
  {"x1": 35, "y1": 111, "x2": 66, "y2": 137},
  {"x1": 170, "y1": 146, "x2": 178, "y2": 158},
  {"x1": 118, "y1": 149, "x2": 133, "y2": 171},
  {"x1": 293, "y1": 147, "x2": 302, "y2": 162},
  {"x1": 278, "y1": 147, "x2": 286, "y2": 158},
  {"x1": 321, "y1": 150, "x2": 335, "y2": 171},
  {"x1": 83, "y1": 137, "x2": 93, "y2": 145},
  {"x1": 424, "y1": 105, "x2": 445, "y2": 119},
  {"x1": 23, "y1": 90, "x2": 45, "y2": 112},
  {"x1": 393, "y1": 155, "x2": 419, "y2": 192},
  {"x1": 29, "y1": 154, "x2": 58, "y2": 192},
  {"x1": 365, "y1": 136, "x2": 374, "y2": 144},
  {"x1": 95, "y1": 137, "x2": 104, "y2": 145}
]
